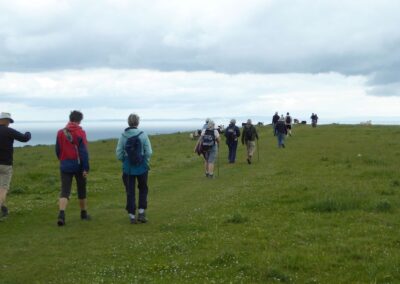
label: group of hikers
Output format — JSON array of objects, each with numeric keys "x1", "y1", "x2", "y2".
[
  {"x1": 194, "y1": 118, "x2": 259, "y2": 178},
  {"x1": 0, "y1": 111, "x2": 152, "y2": 226},
  {"x1": 0, "y1": 110, "x2": 318, "y2": 226}
]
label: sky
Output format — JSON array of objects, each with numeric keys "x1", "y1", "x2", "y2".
[{"x1": 1, "y1": 0, "x2": 400, "y2": 123}]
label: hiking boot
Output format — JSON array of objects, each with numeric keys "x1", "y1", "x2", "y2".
[
  {"x1": 247, "y1": 158, "x2": 251, "y2": 164},
  {"x1": 205, "y1": 173, "x2": 209, "y2": 178},
  {"x1": 208, "y1": 174, "x2": 214, "y2": 179},
  {"x1": 137, "y1": 213, "x2": 148, "y2": 223},
  {"x1": 129, "y1": 216, "x2": 137, "y2": 224},
  {"x1": 1, "y1": 205, "x2": 8, "y2": 218},
  {"x1": 57, "y1": 211, "x2": 65, "y2": 226},
  {"x1": 80, "y1": 210, "x2": 91, "y2": 221},
  {"x1": 1, "y1": 205, "x2": 8, "y2": 216},
  {"x1": 57, "y1": 216, "x2": 65, "y2": 226}
]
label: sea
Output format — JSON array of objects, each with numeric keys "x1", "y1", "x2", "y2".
[{"x1": 11, "y1": 117, "x2": 400, "y2": 147}]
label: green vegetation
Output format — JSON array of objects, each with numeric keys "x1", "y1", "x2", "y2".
[{"x1": 1, "y1": 124, "x2": 400, "y2": 283}]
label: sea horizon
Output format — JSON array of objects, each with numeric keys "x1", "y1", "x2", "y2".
[{"x1": 12, "y1": 116, "x2": 400, "y2": 147}]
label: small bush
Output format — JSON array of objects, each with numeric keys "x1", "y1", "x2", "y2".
[
  {"x1": 10, "y1": 187, "x2": 27, "y2": 195},
  {"x1": 375, "y1": 200, "x2": 392, "y2": 213},
  {"x1": 265, "y1": 268, "x2": 291, "y2": 283},
  {"x1": 210, "y1": 252, "x2": 237, "y2": 266},
  {"x1": 225, "y1": 212, "x2": 248, "y2": 224},
  {"x1": 391, "y1": 180, "x2": 400, "y2": 187},
  {"x1": 306, "y1": 197, "x2": 361, "y2": 213}
]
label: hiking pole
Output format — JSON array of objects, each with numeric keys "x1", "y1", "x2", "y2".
[
  {"x1": 217, "y1": 143, "x2": 220, "y2": 177},
  {"x1": 257, "y1": 139, "x2": 260, "y2": 162}
]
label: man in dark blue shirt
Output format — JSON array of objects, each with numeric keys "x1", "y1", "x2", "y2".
[{"x1": 0, "y1": 112, "x2": 31, "y2": 218}]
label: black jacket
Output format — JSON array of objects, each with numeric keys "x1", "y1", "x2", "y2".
[
  {"x1": 224, "y1": 124, "x2": 240, "y2": 144},
  {"x1": 272, "y1": 114, "x2": 280, "y2": 124},
  {"x1": 241, "y1": 125, "x2": 259, "y2": 143},
  {"x1": 0, "y1": 125, "x2": 31, "y2": 165},
  {"x1": 275, "y1": 121, "x2": 287, "y2": 135}
]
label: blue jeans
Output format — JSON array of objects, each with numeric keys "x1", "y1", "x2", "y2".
[
  {"x1": 227, "y1": 141, "x2": 238, "y2": 162},
  {"x1": 122, "y1": 171, "x2": 148, "y2": 214},
  {"x1": 277, "y1": 133, "x2": 285, "y2": 147}
]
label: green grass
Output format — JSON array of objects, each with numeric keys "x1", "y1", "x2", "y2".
[{"x1": 1, "y1": 124, "x2": 400, "y2": 283}]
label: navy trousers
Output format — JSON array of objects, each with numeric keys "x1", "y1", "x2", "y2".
[
  {"x1": 227, "y1": 141, "x2": 238, "y2": 163},
  {"x1": 122, "y1": 171, "x2": 148, "y2": 214}
]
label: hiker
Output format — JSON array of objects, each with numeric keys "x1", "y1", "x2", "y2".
[
  {"x1": 272, "y1": 112, "x2": 280, "y2": 136},
  {"x1": 0, "y1": 112, "x2": 31, "y2": 218},
  {"x1": 275, "y1": 115, "x2": 287, "y2": 148},
  {"x1": 241, "y1": 119, "x2": 259, "y2": 164},
  {"x1": 202, "y1": 118, "x2": 211, "y2": 130},
  {"x1": 311, "y1": 113, "x2": 319, "y2": 127},
  {"x1": 285, "y1": 112, "x2": 293, "y2": 136},
  {"x1": 195, "y1": 120, "x2": 220, "y2": 178},
  {"x1": 55, "y1": 110, "x2": 90, "y2": 226},
  {"x1": 224, "y1": 119, "x2": 240, "y2": 163},
  {"x1": 116, "y1": 113, "x2": 152, "y2": 224}
]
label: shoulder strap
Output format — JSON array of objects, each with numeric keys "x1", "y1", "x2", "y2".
[{"x1": 63, "y1": 128, "x2": 74, "y2": 144}]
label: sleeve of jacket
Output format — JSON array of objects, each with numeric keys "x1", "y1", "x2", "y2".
[
  {"x1": 55, "y1": 133, "x2": 61, "y2": 160},
  {"x1": 236, "y1": 126, "x2": 240, "y2": 138},
  {"x1": 116, "y1": 135, "x2": 126, "y2": 161},
  {"x1": 241, "y1": 128, "x2": 245, "y2": 144},
  {"x1": 77, "y1": 136, "x2": 90, "y2": 172},
  {"x1": 143, "y1": 134, "x2": 153, "y2": 161},
  {"x1": 11, "y1": 128, "x2": 31, "y2": 142}
]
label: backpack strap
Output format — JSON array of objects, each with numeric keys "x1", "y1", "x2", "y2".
[{"x1": 134, "y1": 131, "x2": 143, "y2": 138}]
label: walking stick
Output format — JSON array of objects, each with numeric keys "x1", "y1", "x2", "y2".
[
  {"x1": 257, "y1": 138, "x2": 260, "y2": 162},
  {"x1": 217, "y1": 142, "x2": 220, "y2": 177}
]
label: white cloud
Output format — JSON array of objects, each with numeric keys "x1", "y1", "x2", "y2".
[
  {"x1": 3, "y1": 69, "x2": 395, "y2": 122},
  {"x1": 1, "y1": 1, "x2": 400, "y2": 123}
]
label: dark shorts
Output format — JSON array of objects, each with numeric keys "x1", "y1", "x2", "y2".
[
  {"x1": 60, "y1": 171, "x2": 87, "y2": 199},
  {"x1": 286, "y1": 125, "x2": 292, "y2": 130}
]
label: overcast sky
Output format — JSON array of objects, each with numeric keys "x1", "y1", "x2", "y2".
[{"x1": 1, "y1": 0, "x2": 400, "y2": 122}]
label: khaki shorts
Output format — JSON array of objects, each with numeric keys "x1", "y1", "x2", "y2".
[
  {"x1": 246, "y1": 141, "x2": 256, "y2": 157},
  {"x1": 0, "y1": 165, "x2": 13, "y2": 190}
]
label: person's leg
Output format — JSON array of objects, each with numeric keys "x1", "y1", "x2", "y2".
[
  {"x1": 228, "y1": 144, "x2": 233, "y2": 162},
  {"x1": 0, "y1": 188, "x2": 8, "y2": 217},
  {"x1": 75, "y1": 172, "x2": 90, "y2": 220},
  {"x1": 58, "y1": 172, "x2": 73, "y2": 226},
  {"x1": 122, "y1": 173, "x2": 136, "y2": 222},
  {"x1": 231, "y1": 141, "x2": 238, "y2": 163},
  {"x1": 247, "y1": 141, "x2": 255, "y2": 164},
  {"x1": 0, "y1": 165, "x2": 12, "y2": 217},
  {"x1": 203, "y1": 152, "x2": 209, "y2": 176},
  {"x1": 137, "y1": 172, "x2": 148, "y2": 223}
]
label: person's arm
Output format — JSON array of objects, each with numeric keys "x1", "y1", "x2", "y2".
[
  {"x1": 77, "y1": 136, "x2": 89, "y2": 173},
  {"x1": 254, "y1": 127, "x2": 259, "y2": 140},
  {"x1": 215, "y1": 130, "x2": 221, "y2": 144},
  {"x1": 116, "y1": 135, "x2": 125, "y2": 161},
  {"x1": 236, "y1": 126, "x2": 240, "y2": 138},
  {"x1": 55, "y1": 134, "x2": 61, "y2": 160},
  {"x1": 143, "y1": 134, "x2": 153, "y2": 159},
  {"x1": 10, "y1": 128, "x2": 31, "y2": 143}
]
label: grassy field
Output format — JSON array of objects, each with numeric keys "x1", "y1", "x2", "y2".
[{"x1": 1, "y1": 124, "x2": 400, "y2": 283}]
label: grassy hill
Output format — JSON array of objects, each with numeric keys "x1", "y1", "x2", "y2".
[{"x1": 1, "y1": 124, "x2": 400, "y2": 283}]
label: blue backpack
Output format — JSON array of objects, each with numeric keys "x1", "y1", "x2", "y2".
[{"x1": 125, "y1": 132, "x2": 144, "y2": 165}]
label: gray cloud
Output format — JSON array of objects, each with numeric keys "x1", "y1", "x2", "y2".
[{"x1": 0, "y1": 0, "x2": 400, "y2": 96}]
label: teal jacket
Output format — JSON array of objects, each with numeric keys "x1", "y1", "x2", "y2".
[{"x1": 116, "y1": 127, "x2": 152, "y2": 175}]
